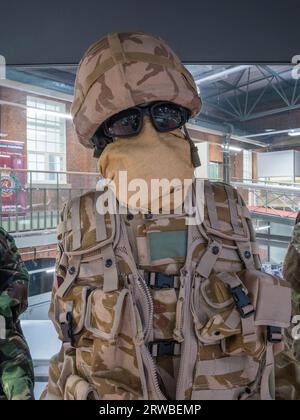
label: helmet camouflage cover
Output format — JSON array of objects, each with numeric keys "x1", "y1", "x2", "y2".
[{"x1": 71, "y1": 31, "x2": 202, "y2": 148}]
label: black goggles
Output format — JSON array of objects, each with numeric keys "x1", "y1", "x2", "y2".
[{"x1": 101, "y1": 101, "x2": 190, "y2": 138}]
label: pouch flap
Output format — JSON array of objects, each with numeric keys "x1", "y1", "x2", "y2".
[
  {"x1": 54, "y1": 286, "x2": 89, "y2": 336},
  {"x1": 255, "y1": 283, "x2": 291, "y2": 328},
  {"x1": 84, "y1": 288, "x2": 128, "y2": 340},
  {"x1": 64, "y1": 374, "x2": 99, "y2": 400}
]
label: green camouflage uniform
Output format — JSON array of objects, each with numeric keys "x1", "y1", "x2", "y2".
[{"x1": 0, "y1": 227, "x2": 34, "y2": 400}]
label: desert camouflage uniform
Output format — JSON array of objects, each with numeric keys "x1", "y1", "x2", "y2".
[
  {"x1": 42, "y1": 32, "x2": 291, "y2": 400},
  {"x1": 275, "y1": 214, "x2": 300, "y2": 400},
  {"x1": 0, "y1": 227, "x2": 34, "y2": 400}
]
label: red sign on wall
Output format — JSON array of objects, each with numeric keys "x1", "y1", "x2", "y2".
[{"x1": 0, "y1": 140, "x2": 26, "y2": 215}]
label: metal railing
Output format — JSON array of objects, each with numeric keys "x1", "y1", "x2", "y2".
[
  {"x1": 232, "y1": 177, "x2": 300, "y2": 217},
  {"x1": 1, "y1": 168, "x2": 299, "y2": 237},
  {"x1": 0, "y1": 167, "x2": 100, "y2": 233}
]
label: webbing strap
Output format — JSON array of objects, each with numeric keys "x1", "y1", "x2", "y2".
[
  {"x1": 217, "y1": 272, "x2": 242, "y2": 289},
  {"x1": 195, "y1": 178, "x2": 205, "y2": 225},
  {"x1": 83, "y1": 53, "x2": 188, "y2": 98},
  {"x1": 241, "y1": 316, "x2": 257, "y2": 343},
  {"x1": 196, "y1": 356, "x2": 246, "y2": 376},
  {"x1": 238, "y1": 204, "x2": 251, "y2": 220},
  {"x1": 225, "y1": 185, "x2": 244, "y2": 235},
  {"x1": 204, "y1": 181, "x2": 220, "y2": 230},
  {"x1": 236, "y1": 241, "x2": 255, "y2": 270},
  {"x1": 236, "y1": 193, "x2": 250, "y2": 238},
  {"x1": 108, "y1": 32, "x2": 127, "y2": 64},
  {"x1": 218, "y1": 272, "x2": 256, "y2": 343},
  {"x1": 56, "y1": 256, "x2": 81, "y2": 298},
  {"x1": 196, "y1": 240, "x2": 222, "y2": 278},
  {"x1": 251, "y1": 241, "x2": 260, "y2": 256},
  {"x1": 260, "y1": 342, "x2": 275, "y2": 400},
  {"x1": 95, "y1": 192, "x2": 107, "y2": 242},
  {"x1": 236, "y1": 193, "x2": 262, "y2": 269},
  {"x1": 57, "y1": 219, "x2": 72, "y2": 237},
  {"x1": 71, "y1": 197, "x2": 82, "y2": 251},
  {"x1": 102, "y1": 244, "x2": 119, "y2": 292}
]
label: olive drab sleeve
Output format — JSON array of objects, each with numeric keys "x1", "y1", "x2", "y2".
[
  {"x1": 0, "y1": 227, "x2": 35, "y2": 400},
  {"x1": 0, "y1": 227, "x2": 29, "y2": 318}
]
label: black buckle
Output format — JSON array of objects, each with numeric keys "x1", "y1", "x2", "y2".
[
  {"x1": 61, "y1": 312, "x2": 74, "y2": 346},
  {"x1": 146, "y1": 272, "x2": 177, "y2": 289},
  {"x1": 267, "y1": 326, "x2": 282, "y2": 343},
  {"x1": 148, "y1": 340, "x2": 179, "y2": 357},
  {"x1": 231, "y1": 286, "x2": 255, "y2": 319}
]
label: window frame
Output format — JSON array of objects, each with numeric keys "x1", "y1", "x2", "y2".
[{"x1": 26, "y1": 95, "x2": 67, "y2": 184}]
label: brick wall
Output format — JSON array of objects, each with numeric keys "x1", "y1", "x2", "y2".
[
  {"x1": 65, "y1": 102, "x2": 98, "y2": 174},
  {"x1": 20, "y1": 244, "x2": 56, "y2": 262},
  {"x1": 0, "y1": 86, "x2": 97, "y2": 175},
  {"x1": 0, "y1": 86, "x2": 98, "y2": 259},
  {"x1": 0, "y1": 86, "x2": 26, "y2": 144}
]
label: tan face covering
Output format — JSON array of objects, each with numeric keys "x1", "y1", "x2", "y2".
[{"x1": 98, "y1": 118, "x2": 195, "y2": 212}]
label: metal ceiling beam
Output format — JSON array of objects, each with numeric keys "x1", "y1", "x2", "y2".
[
  {"x1": 186, "y1": 121, "x2": 266, "y2": 147},
  {"x1": 201, "y1": 66, "x2": 294, "y2": 101},
  {"x1": 237, "y1": 102, "x2": 300, "y2": 122},
  {"x1": 270, "y1": 137, "x2": 300, "y2": 148}
]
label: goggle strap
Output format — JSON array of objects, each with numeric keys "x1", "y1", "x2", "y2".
[{"x1": 183, "y1": 125, "x2": 201, "y2": 168}]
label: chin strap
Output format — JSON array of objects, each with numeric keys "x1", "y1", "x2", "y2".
[{"x1": 183, "y1": 125, "x2": 201, "y2": 168}]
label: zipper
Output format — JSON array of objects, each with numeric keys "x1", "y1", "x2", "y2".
[
  {"x1": 141, "y1": 345, "x2": 167, "y2": 400},
  {"x1": 136, "y1": 271, "x2": 167, "y2": 400},
  {"x1": 175, "y1": 268, "x2": 194, "y2": 400},
  {"x1": 117, "y1": 250, "x2": 167, "y2": 399},
  {"x1": 117, "y1": 217, "x2": 167, "y2": 399},
  {"x1": 136, "y1": 271, "x2": 153, "y2": 341}
]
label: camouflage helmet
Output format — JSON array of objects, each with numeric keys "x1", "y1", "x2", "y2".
[{"x1": 71, "y1": 31, "x2": 202, "y2": 149}]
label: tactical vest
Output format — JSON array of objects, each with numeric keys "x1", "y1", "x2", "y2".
[{"x1": 43, "y1": 180, "x2": 291, "y2": 400}]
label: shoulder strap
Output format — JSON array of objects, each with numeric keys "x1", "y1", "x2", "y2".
[
  {"x1": 224, "y1": 184, "x2": 244, "y2": 236},
  {"x1": 56, "y1": 191, "x2": 120, "y2": 297},
  {"x1": 204, "y1": 181, "x2": 220, "y2": 230},
  {"x1": 71, "y1": 197, "x2": 82, "y2": 251}
]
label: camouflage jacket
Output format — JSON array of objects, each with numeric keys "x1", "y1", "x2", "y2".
[
  {"x1": 0, "y1": 227, "x2": 29, "y2": 320},
  {"x1": 275, "y1": 212, "x2": 300, "y2": 400}
]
